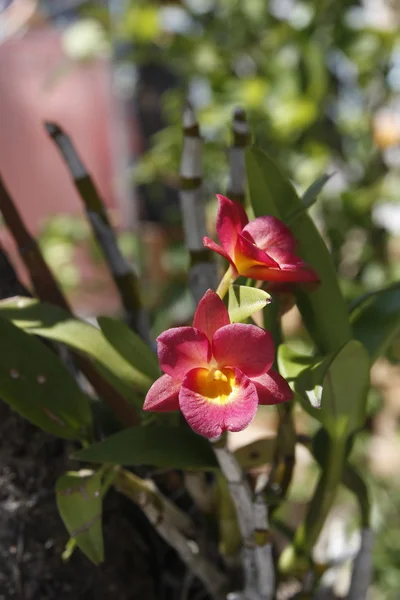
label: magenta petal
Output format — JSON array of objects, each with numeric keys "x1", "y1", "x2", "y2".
[
  {"x1": 212, "y1": 323, "x2": 274, "y2": 377},
  {"x1": 216, "y1": 194, "x2": 249, "y2": 255},
  {"x1": 157, "y1": 327, "x2": 211, "y2": 379},
  {"x1": 236, "y1": 234, "x2": 279, "y2": 268},
  {"x1": 203, "y1": 236, "x2": 236, "y2": 268},
  {"x1": 251, "y1": 369, "x2": 293, "y2": 405},
  {"x1": 143, "y1": 374, "x2": 181, "y2": 412},
  {"x1": 242, "y1": 216, "x2": 297, "y2": 253},
  {"x1": 193, "y1": 289, "x2": 230, "y2": 342},
  {"x1": 179, "y1": 367, "x2": 258, "y2": 439}
]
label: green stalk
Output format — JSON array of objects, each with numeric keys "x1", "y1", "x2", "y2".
[
  {"x1": 279, "y1": 436, "x2": 346, "y2": 574},
  {"x1": 216, "y1": 266, "x2": 235, "y2": 299}
]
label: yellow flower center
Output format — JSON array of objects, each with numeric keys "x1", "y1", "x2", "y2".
[{"x1": 197, "y1": 368, "x2": 237, "y2": 405}]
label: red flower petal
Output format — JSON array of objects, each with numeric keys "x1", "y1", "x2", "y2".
[
  {"x1": 157, "y1": 327, "x2": 211, "y2": 380},
  {"x1": 193, "y1": 289, "x2": 230, "y2": 342},
  {"x1": 203, "y1": 236, "x2": 236, "y2": 270},
  {"x1": 179, "y1": 367, "x2": 258, "y2": 438},
  {"x1": 243, "y1": 264, "x2": 320, "y2": 283},
  {"x1": 216, "y1": 194, "x2": 248, "y2": 255},
  {"x1": 234, "y1": 233, "x2": 279, "y2": 275},
  {"x1": 143, "y1": 374, "x2": 181, "y2": 412},
  {"x1": 242, "y1": 216, "x2": 297, "y2": 254},
  {"x1": 212, "y1": 323, "x2": 274, "y2": 377},
  {"x1": 251, "y1": 369, "x2": 293, "y2": 404}
]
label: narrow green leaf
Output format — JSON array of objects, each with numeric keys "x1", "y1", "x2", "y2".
[
  {"x1": 56, "y1": 469, "x2": 105, "y2": 565},
  {"x1": 287, "y1": 173, "x2": 332, "y2": 223},
  {"x1": 0, "y1": 298, "x2": 154, "y2": 401},
  {"x1": 245, "y1": 146, "x2": 352, "y2": 354},
  {"x1": 0, "y1": 316, "x2": 92, "y2": 440},
  {"x1": 228, "y1": 285, "x2": 271, "y2": 323},
  {"x1": 74, "y1": 425, "x2": 218, "y2": 470},
  {"x1": 98, "y1": 316, "x2": 159, "y2": 381},
  {"x1": 350, "y1": 282, "x2": 400, "y2": 362}
]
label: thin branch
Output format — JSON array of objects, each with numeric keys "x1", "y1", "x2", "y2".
[
  {"x1": 115, "y1": 468, "x2": 228, "y2": 600},
  {"x1": 179, "y1": 102, "x2": 218, "y2": 302},
  {"x1": 45, "y1": 122, "x2": 149, "y2": 341},
  {"x1": 227, "y1": 108, "x2": 250, "y2": 206},
  {"x1": 0, "y1": 175, "x2": 139, "y2": 427}
]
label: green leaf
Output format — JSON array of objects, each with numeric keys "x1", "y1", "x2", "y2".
[
  {"x1": 245, "y1": 146, "x2": 352, "y2": 354},
  {"x1": 228, "y1": 285, "x2": 271, "y2": 323},
  {"x1": 0, "y1": 316, "x2": 92, "y2": 440},
  {"x1": 97, "y1": 316, "x2": 159, "y2": 381},
  {"x1": 56, "y1": 469, "x2": 105, "y2": 565},
  {"x1": 350, "y1": 282, "x2": 400, "y2": 362},
  {"x1": 0, "y1": 298, "x2": 155, "y2": 402},
  {"x1": 287, "y1": 173, "x2": 332, "y2": 223},
  {"x1": 279, "y1": 341, "x2": 369, "y2": 439},
  {"x1": 74, "y1": 425, "x2": 218, "y2": 470}
]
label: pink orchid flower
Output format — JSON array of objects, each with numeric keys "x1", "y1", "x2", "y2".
[
  {"x1": 143, "y1": 290, "x2": 292, "y2": 439},
  {"x1": 203, "y1": 195, "x2": 319, "y2": 285}
]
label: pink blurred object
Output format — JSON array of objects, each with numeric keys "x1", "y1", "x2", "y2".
[{"x1": 0, "y1": 25, "x2": 141, "y2": 314}]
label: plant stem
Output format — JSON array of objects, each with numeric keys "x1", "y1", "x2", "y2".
[
  {"x1": 227, "y1": 108, "x2": 250, "y2": 206},
  {"x1": 115, "y1": 468, "x2": 228, "y2": 600},
  {"x1": 216, "y1": 267, "x2": 235, "y2": 300},
  {"x1": 279, "y1": 436, "x2": 346, "y2": 574}
]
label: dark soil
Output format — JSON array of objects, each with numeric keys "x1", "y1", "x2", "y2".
[{"x1": 0, "y1": 402, "x2": 201, "y2": 600}]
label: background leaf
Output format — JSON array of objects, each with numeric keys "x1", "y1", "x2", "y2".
[
  {"x1": 56, "y1": 469, "x2": 105, "y2": 565},
  {"x1": 228, "y1": 285, "x2": 271, "y2": 323},
  {"x1": 350, "y1": 282, "x2": 400, "y2": 362},
  {"x1": 74, "y1": 425, "x2": 218, "y2": 470},
  {"x1": 0, "y1": 316, "x2": 92, "y2": 440},
  {"x1": 0, "y1": 298, "x2": 154, "y2": 401}
]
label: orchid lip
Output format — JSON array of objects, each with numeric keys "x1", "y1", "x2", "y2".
[{"x1": 196, "y1": 367, "x2": 237, "y2": 406}]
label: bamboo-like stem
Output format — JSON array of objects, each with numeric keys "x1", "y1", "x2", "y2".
[
  {"x1": 115, "y1": 468, "x2": 228, "y2": 600},
  {"x1": 253, "y1": 495, "x2": 274, "y2": 600},
  {"x1": 348, "y1": 528, "x2": 373, "y2": 600},
  {"x1": 227, "y1": 108, "x2": 250, "y2": 206},
  {"x1": 0, "y1": 175, "x2": 139, "y2": 427},
  {"x1": 179, "y1": 102, "x2": 218, "y2": 302},
  {"x1": 45, "y1": 122, "x2": 149, "y2": 341},
  {"x1": 212, "y1": 435, "x2": 271, "y2": 600}
]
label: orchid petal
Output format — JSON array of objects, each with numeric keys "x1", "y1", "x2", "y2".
[
  {"x1": 243, "y1": 264, "x2": 320, "y2": 283},
  {"x1": 251, "y1": 369, "x2": 293, "y2": 404},
  {"x1": 203, "y1": 237, "x2": 236, "y2": 269},
  {"x1": 212, "y1": 323, "x2": 274, "y2": 377},
  {"x1": 157, "y1": 327, "x2": 211, "y2": 380},
  {"x1": 143, "y1": 374, "x2": 181, "y2": 412},
  {"x1": 216, "y1": 194, "x2": 248, "y2": 255},
  {"x1": 242, "y1": 216, "x2": 297, "y2": 253},
  {"x1": 234, "y1": 233, "x2": 279, "y2": 276},
  {"x1": 193, "y1": 289, "x2": 230, "y2": 342},
  {"x1": 179, "y1": 367, "x2": 258, "y2": 438}
]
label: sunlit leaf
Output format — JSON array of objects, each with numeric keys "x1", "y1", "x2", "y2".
[
  {"x1": 0, "y1": 298, "x2": 154, "y2": 402},
  {"x1": 56, "y1": 469, "x2": 106, "y2": 565},
  {"x1": 0, "y1": 316, "x2": 92, "y2": 440},
  {"x1": 228, "y1": 285, "x2": 271, "y2": 323},
  {"x1": 98, "y1": 316, "x2": 159, "y2": 381}
]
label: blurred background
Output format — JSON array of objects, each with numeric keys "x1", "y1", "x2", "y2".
[{"x1": 0, "y1": 1, "x2": 400, "y2": 598}]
